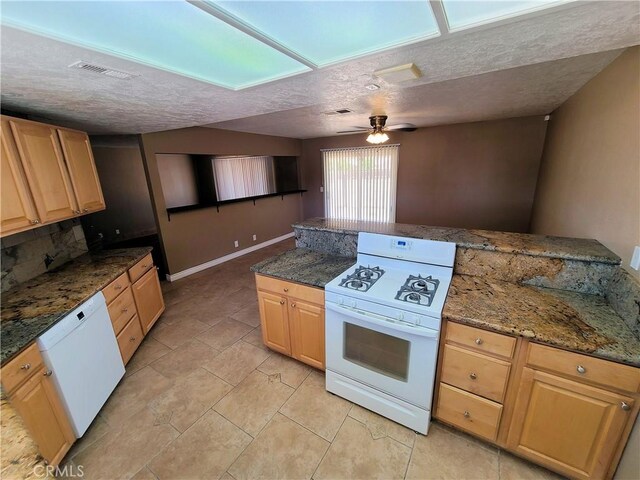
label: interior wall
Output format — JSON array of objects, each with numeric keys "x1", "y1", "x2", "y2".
[
  {"x1": 139, "y1": 126, "x2": 303, "y2": 275},
  {"x1": 156, "y1": 154, "x2": 199, "y2": 208},
  {"x1": 300, "y1": 116, "x2": 548, "y2": 233},
  {"x1": 531, "y1": 47, "x2": 640, "y2": 279},
  {"x1": 81, "y1": 136, "x2": 157, "y2": 246}
]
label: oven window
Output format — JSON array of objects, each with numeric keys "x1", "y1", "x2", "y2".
[{"x1": 343, "y1": 322, "x2": 410, "y2": 381}]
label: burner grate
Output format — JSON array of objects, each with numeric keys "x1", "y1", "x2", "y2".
[
  {"x1": 395, "y1": 275, "x2": 440, "y2": 307},
  {"x1": 339, "y1": 266, "x2": 385, "y2": 292}
]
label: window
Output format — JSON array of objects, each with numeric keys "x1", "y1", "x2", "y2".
[
  {"x1": 323, "y1": 145, "x2": 399, "y2": 223},
  {"x1": 213, "y1": 155, "x2": 276, "y2": 201}
]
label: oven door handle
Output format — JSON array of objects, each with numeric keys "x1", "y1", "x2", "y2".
[{"x1": 325, "y1": 302, "x2": 439, "y2": 338}]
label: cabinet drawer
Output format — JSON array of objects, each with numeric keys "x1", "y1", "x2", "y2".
[
  {"x1": 255, "y1": 274, "x2": 323, "y2": 305},
  {"x1": 1, "y1": 343, "x2": 44, "y2": 393},
  {"x1": 441, "y1": 344, "x2": 511, "y2": 403},
  {"x1": 107, "y1": 287, "x2": 136, "y2": 335},
  {"x1": 128, "y1": 254, "x2": 153, "y2": 283},
  {"x1": 527, "y1": 343, "x2": 640, "y2": 393},
  {"x1": 117, "y1": 315, "x2": 143, "y2": 366},
  {"x1": 103, "y1": 272, "x2": 130, "y2": 304},
  {"x1": 437, "y1": 383, "x2": 503, "y2": 441},
  {"x1": 446, "y1": 322, "x2": 516, "y2": 359}
]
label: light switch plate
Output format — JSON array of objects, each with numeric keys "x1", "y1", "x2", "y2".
[{"x1": 631, "y1": 246, "x2": 640, "y2": 270}]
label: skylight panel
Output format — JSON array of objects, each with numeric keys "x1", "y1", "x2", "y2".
[
  {"x1": 0, "y1": 1, "x2": 310, "y2": 90},
  {"x1": 210, "y1": 1, "x2": 440, "y2": 67},
  {"x1": 442, "y1": 0, "x2": 570, "y2": 30}
]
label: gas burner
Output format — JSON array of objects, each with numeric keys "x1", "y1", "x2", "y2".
[
  {"x1": 339, "y1": 265, "x2": 385, "y2": 292},
  {"x1": 395, "y1": 275, "x2": 440, "y2": 307}
]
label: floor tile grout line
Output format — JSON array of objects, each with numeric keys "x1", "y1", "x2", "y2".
[{"x1": 310, "y1": 399, "x2": 353, "y2": 479}]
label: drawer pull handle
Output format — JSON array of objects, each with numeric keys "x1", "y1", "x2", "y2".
[
  {"x1": 576, "y1": 365, "x2": 586, "y2": 374},
  {"x1": 20, "y1": 363, "x2": 31, "y2": 370},
  {"x1": 469, "y1": 372, "x2": 477, "y2": 380},
  {"x1": 43, "y1": 370, "x2": 52, "y2": 377},
  {"x1": 463, "y1": 411, "x2": 470, "y2": 418},
  {"x1": 621, "y1": 402, "x2": 631, "y2": 411},
  {"x1": 283, "y1": 288, "x2": 289, "y2": 292},
  {"x1": 279, "y1": 300, "x2": 285, "y2": 305},
  {"x1": 130, "y1": 336, "x2": 136, "y2": 342}
]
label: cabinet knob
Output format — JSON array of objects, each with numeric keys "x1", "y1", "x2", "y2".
[
  {"x1": 121, "y1": 308, "x2": 129, "y2": 313},
  {"x1": 475, "y1": 338, "x2": 483, "y2": 345},
  {"x1": 74, "y1": 210, "x2": 81, "y2": 214},
  {"x1": 621, "y1": 402, "x2": 631, "y2": 411},
  {"x1": 279, "y1": 300, "x2": 285, "y2": 305},
  {"x1": 576, "y1": 365, "x2": 586, "y2": 374},
  {"x1": 469, "y1": 372, "x2": 477, "y2": 380},
  {"x1": 43, "y1": 370, "x2": 52, "y2": 377},
  {"x1": 463, "y1": 411, "x2": 470, "y2": 418},
  {"x1": 82, "y1": 208, "x2": 89, "y2": 213},
  {"x1": 142, "y1": 264, "x2": 148, "y2": 268},
  {"x1": 20, "y1": 363, "x2": 31, "y2": 370},
  {"x1": 291, "y1": 303, "x2": 296, "y2": 308},
  {"x1": 130, "y1": 336, "x2": 136, "y2": 342},
  {"x1": 283, "y1": 288, "x2": 289, "y2": 292},
  {"x1": 30, "y1": 219, "x2": 40, "y2": 225},
  {"x1": 114, "y1": 284, "x2": 123, "y2": 290}
]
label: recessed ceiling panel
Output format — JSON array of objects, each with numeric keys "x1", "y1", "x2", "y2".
[
  {"x1": 0, "y1": 1, "x2": 310, "y2": 89},
  {"x1": 211, "y1": 1, "x2": 440, "y2": 66},
  {"x1": 442, "y1": 0, "x2": 570, "y2": 30}
]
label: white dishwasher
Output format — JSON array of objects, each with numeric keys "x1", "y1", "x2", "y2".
[{"x1": 37, "y1": 292, "x2": 125, "y2": 438}]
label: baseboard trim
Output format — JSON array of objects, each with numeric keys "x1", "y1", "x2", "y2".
[{"x1": 165, "y1": 232, "x2": 295, "y2": 282}]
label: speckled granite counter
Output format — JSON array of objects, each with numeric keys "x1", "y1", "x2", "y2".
[
  {"x1": 250, "y1": 248, "x2": 354, "y2": 288},
  {"x1": 444, "y1": 275, "x2": 640, "y2": 367},
  {"x1": 293, "y1": 218, "x2": 620, "y2": 263},
  {"x1": 0, "y1": 247, "x2": 151, "y2": 365}
]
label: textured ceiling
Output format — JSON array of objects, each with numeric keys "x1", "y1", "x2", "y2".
[{"x1": 1, "y1": 1, "x2": 639, "y2": 136}]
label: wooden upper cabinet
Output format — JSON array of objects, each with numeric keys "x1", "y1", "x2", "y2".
[
  {"x1": 131, "y1": 267, "x2": 165, "y2": 334},
  {"x1": 57, "y1": 129, "x2": 105, "y2": 213},
  {"x1": 9, "y1": 118, "x2": 78, "y2": 223},
  {"x1": 507, "y1": 368, "x2": 634, "y2": 480},
  {"x1": 0, "y1": 120, "x2": 39, "y2": 236}
]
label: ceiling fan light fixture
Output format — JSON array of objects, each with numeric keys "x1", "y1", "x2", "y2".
[
  {"x1": 366, "y1": 115, "x2": 390, "y2": 144},
  {"x1": 367, "y1": 131, "x2": 390, "y2": 144}
]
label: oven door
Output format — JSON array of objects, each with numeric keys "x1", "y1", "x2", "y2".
[{"x1": 325, "y1": 302, "x2": 439, "y2": 409}]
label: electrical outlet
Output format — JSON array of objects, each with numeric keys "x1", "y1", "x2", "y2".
[
  {"x1": 115, "y1": 229, "x2": 120, "y2": 235},
  {"x1": 234, "y1": 240, "x2": 239, "y2": 248},
  {"x1": 320, "y1": 186, "x2": 324, "y2": 193},
  {"x1": 631, "y1": 246, "x2": 640, "y2": 270},
  {"x1": 252, "y1": 234, "x2": 257, "y2": 241}
]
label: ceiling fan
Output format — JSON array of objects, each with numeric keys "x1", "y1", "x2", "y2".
[{"x1": 337, "y1": 115, "x2": 417, "y2": 144}]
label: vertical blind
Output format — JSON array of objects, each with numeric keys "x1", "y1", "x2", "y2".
[
  {"x1": 323, "y1": 145, "x2": 399, "y2": 223},
  {"x1": 213, "y1": 155, "x2": 276, "y2": 201}
]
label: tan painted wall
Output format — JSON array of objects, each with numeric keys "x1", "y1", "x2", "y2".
[
  {"x1": 139, "y1": 127, "x2": 303, "y2": 274},
  {"x1": 531, "y1": 47, "x2": 640, "y2": 279},
  {"x1": 301, "y1": 116, "x2": 548, "y2": 233}
]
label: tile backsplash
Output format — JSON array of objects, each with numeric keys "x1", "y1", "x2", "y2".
[{"x1": 1, "y1": 220, "x2": 88, "y2": 293}]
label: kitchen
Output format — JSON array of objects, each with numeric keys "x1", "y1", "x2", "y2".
[{"x1": 0, "y1": 1, "x2": 639, "y2": 480}]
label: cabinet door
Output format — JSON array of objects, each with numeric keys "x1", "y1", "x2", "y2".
[
  {"x1": 257, "y1": 290, "x2": 291, "y2": 355},
  {"x1": 11, "y1": 368, "x2": 75, "y2": 466},
  {"x1": 9, "y1": 119, "x2": 78, "y2": 223},
  {"x1": 0, "y1": 120, "x2": 39, "y2": 236},
  {"x1": 131, "y1": 267, "x2": 165, "y2": 334},
  {"x1": 57, "y1": 129, "x2": 105, "y2": 213},
  {"x1": 289, "y1": 299, "x2": 325, "y2": 370},
  {"x1": 507, "y1": 368, "x2": 634, "y2": 479}
]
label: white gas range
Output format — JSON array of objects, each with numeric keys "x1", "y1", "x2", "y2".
[{"x1": 324, "y1": 232, "x2": 456, "y2": 434}]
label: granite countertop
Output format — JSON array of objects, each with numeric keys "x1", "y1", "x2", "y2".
[
  {"x1": 0, "y1": 247, "x2": 152, "y2": 365},
  {"x1": 251, "y1": 247, "x2": 355, "y2": 288},
  {"x1": 251, "y1": 248, "x2": 639, "y2": 367},
  {"x1": 294, "y1": 218, "x2": 621, "y2": 264},
  {"x1": 444, "y1": 275, "x2": 640, "y2": 366}
]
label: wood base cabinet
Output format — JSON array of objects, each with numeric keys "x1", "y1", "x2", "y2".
[
  {"x1": 434, "y1": 320, "x2": 640, "y2": 480},
  {"x1": 131, "y1": 266, "x2": 165, "y2": 334},
  {"x1": 1, "y1": 344, "x2": 75, "y2": 466},
  {"x1": 507, "y1": 368, "x2": 635, "y2": 479},
  {"x1": 255, "y1": 274, "x2": 325, "y2": 369}
]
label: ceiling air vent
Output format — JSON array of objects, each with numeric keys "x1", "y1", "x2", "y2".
[
  {"x1": 68, "y1": 61, "x2": 138, "y2": 80},
  {"x1": 324, "y1": 109, "x2": 353, "y2": 116}
]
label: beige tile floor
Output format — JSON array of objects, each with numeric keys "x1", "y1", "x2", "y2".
[{"x1": 62, "y1": 239, "x2": 564, "y2": 480}]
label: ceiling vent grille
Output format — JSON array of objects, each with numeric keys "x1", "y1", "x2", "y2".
[
  {"x1": 68, "y1": 61, "x2": 138, "y2": 79},
  {"x1": 324, "y1": 109, "x2": 353, "y2": 116}
]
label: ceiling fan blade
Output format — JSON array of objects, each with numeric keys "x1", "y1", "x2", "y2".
[
  {"x1": 336, "y1": 126, "x2": 370, "y2": 134},
  {"x1": 386, "y1": 123, "x2": 417, "y2": 132}
]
